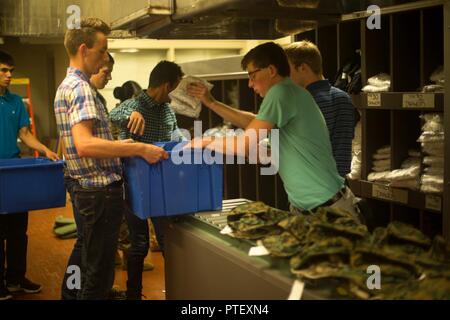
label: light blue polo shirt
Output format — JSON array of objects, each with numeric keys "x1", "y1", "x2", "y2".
[{"x1": 0, "y1": 90, "x2": 30, "y2": 159}]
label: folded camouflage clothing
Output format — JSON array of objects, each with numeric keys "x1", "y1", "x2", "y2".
[
  {"x1": 290, "y1": 237, "x2": 353, "y2": 274},
  {"x1": 227, "y1": 202, "x2": 292, "y2": 240},
  {"x1": 262, "y1": 231, "x2": 302, "y2": 257},
  {"x1": 377, "y1": 272, "x2": 450, "y2": 300},
  {"x1": 227, "y1": 201, "x2": 450, "y2": 299},
  {"x1": 372, "y1": 221, "x2": 431, "y2": 253}
]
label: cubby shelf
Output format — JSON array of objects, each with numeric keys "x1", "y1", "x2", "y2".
[
  {"x1": 348, "y1": 179, "x2": 442, "y2": 213},
  {"x1": 178, "y1": 1, "x2": 450, "y2": 241}
]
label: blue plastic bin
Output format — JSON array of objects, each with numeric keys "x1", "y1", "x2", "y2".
[
  {"x1": 124, "y1": 141, "x2": 223, "y2": 218},
  {"x1": 0, "y1": 158, "x2": 66, "y2": 214}
]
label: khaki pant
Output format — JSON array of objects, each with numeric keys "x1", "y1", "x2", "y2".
[{"x1": 290, "y1": 187, "x2": 362, "y2": 223}]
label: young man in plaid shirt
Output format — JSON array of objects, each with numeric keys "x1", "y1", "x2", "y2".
[{"x1": 54, "y1": 18, "x2": 167, "y2": 300}]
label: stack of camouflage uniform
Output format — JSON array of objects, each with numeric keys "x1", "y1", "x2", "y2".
[
  {"x1": 226, "y1": 202, "x2": 450, "y2": 299},
  {"x1": 227, "y1": 202, "x2": 292, "y2": 240}
]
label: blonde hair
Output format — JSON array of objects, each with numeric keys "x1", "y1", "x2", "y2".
[
  {"x1": 285, "y1": 40, "x2": 323, "y2": 75},
  {"x1": 64, "y1": 17, "x2": 111, "y2": 57}
]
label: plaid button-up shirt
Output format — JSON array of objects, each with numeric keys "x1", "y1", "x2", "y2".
[
  {"x1": 54, "y1": 67, "x2": 122, "y2": 188},
  {"x1": 109, "y1": 91, "x2": 185, "y2": 143}
]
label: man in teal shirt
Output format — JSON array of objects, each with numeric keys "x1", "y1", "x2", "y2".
[
  {"x1": 187, "y1": 42, "x2": 359, "y2": 218},
  {"x1": 0, "y1": 50, "x2": 58, "y2": 300}
]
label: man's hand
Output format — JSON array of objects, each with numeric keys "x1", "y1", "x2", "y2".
[
  {"x1": 18, "y1": 127, "x2": 60, "y2": 160},
  {"x1": 187, "y1": 82, "x2": 216, "y2": 107},
  {"x1": 141, "y1": 144, "x2": 169, "y2": 164},
  {"x1": 44, "y1": 148, "x2": 59, "y2": 161},
  {"x1": 183, "y1": 136, "x2": 213, "y2": 150},
  {"x1": 127, "y1": 111, "x2": 145, "y2": 136}
]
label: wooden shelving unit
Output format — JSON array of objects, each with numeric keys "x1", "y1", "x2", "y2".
[
  {"x1": 177, "y1": 1, "x2": 450, "y2": 241},
  {"x1": 295, "y1": 1, "x2": 449, "y2": 239}
]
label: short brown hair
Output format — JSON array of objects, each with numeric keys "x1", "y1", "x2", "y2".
[
  {"x1": 64, "y1": 17, "x2": 111, "y2": 57},
  {"x1": 241, "y1": 42, "x2": 290, "y2": 77},
  {"x1": 285, "y1": 40, "x2": 323, "y2": 75}
]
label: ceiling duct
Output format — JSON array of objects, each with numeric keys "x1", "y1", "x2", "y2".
[
  {"x1": 111, "y1": 0, "x2": 348, "y2": 39},
  {"x1": 0, "y1": 0, "x2": 112, "y2": 38}
]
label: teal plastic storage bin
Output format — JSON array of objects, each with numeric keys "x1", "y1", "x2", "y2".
[
  {"x1": 124, "y1": 141, "x2": 223, "y2": 218},
  {"x1": 0, "y1": 158, "x2": 66, "y2": 214}
]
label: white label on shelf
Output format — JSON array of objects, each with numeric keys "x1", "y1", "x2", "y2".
[
  {"x1": 288, "y1": 280, "x2": 305, "y2": 300},
  {"x1": 372, "y1": 184, "x2": 393, "y2": 201},
  {"x1": 402, "y1": 93, "x2": 435, "y2": 109},
  {"x1": 372, "y1": 184, "x2": 408, "y2": 204},
  {"x1": 425, "y1": 195, "x2": 442, "y2": 211},
  {"x1": 367, "y1": 93, "x2": 381, "y2": 107},
  {"x1": 248, "y1": 245, "x2": 270, "y2": 257}
]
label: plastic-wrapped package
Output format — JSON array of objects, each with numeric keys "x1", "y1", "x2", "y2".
[
  {"x1": 418, "y1": 132, "x2": 444, "y2": 143},
  {"x1": 429, "y1": 65, "x2": 444, "y2": 85},
  {"x1": 408, "y1": 149, "x2": 421, "y2": 158},
  {"x1": 423, "y1": 156, "x2": 444, "y2": 168},
  {"x1": 385, "y1": 165, "x2": 421, "y2": 182},
  {"x1": 362, "y1": 84, "x2": 390, "y2": 93},
  {"x1": 420, "y1": 173, "x2": 444, "y2": 194},
  {"x1": 421, "y1": 141, "x2": 444, "y2": 156},
  {"x1": 169, "y1": 76, "x2": 213, "y2": 118},
  {"x1": 377, "y1": 145, "x2": 391, "y2": 155},
  {"x1": 401, "y1": 157, "x2": 421, "y2": 169},
  {"x1": 347, "y1": 153, "x2": 361, "y2": 180},
  {"x1": 367, "y1": 73, "x2": 391, "y2": 87},
  {"x1": 368, "y1": 171, "x2": 390, "y2": 182},
  {"x1": 421, "y1": 113, "x2": 443, "y2": 125},
  {"x1": 390, "y1": 178, "x2": 420, "y2": 190},
  {"x1": 424, "y1": 167, "x2": 444, "y2": 175}
]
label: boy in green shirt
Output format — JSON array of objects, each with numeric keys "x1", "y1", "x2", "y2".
[{"x1": 187, "y1": 42, "x2": 359, "y2": 219}]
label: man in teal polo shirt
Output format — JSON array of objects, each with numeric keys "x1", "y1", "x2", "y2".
[
  {"x1": 0, "y1": 50, "x2": 58, "y2": 300},
  {"x1": 187, "y1": 42, "x2": 359, "y2": 219}
]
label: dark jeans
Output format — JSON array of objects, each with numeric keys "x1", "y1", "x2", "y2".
[
  {"x1": 0, "y1": 212, "x2": 28, "y2": 285},
  {"x1": 152, "y1": 217, "x2": 165, "y2": 255},
  {"x1": 123, "y1": 212, "x2": 166, "y2": 299},
  {"x1": 61, "y1": 177, "x2": 83, "y2": 300},
  {"x1": 72, "y1": 181, "x2": 124, "y2": 300},
  {"x1": 124, "y1": 206, "x2": 148, "y2": 299}
]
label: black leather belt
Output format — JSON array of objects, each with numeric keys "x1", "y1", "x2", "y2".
[{"x1": 313, "y1": 187, "x2": 346, "y2": 210}]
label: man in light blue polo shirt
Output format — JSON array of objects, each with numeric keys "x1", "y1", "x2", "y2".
[{"x1": 0, "y1": 50, "x2": 58, "y2": 300}]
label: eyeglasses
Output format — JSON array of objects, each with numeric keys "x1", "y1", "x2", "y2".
[{"x1": 247, "y1": 68, "x2": 263, "y2": 81}]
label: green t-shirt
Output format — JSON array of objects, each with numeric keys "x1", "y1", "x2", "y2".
[{"x1": 256, "y1": 78, "x2": 344, "y2": 210}]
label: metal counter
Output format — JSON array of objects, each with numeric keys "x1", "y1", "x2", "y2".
[{"x1": 164, "y1": 199, "x2": 332, "y2": 300}]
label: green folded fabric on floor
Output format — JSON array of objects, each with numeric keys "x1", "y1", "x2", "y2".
[
  {"x1": 54, "y1": 215, "x2": 76, "y2": 228},
  {"x1": 54, "y1": 223, "x2": 77, "y2": 238},
  {"x1": 59, "y1": 230, "x2": 78, "y2": 239}
]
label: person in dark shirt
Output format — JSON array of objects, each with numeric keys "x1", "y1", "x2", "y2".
[{"x1": 285, "y1": 41, "x2": 355, "y2": 177}]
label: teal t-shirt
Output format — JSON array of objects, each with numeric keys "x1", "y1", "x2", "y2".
[
  {"x1": 0, "y1": 90, "x2": 30, "y2": 159},
  {"x1": 256, "y1": 78, "x2": 344, "y2": 210}
]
